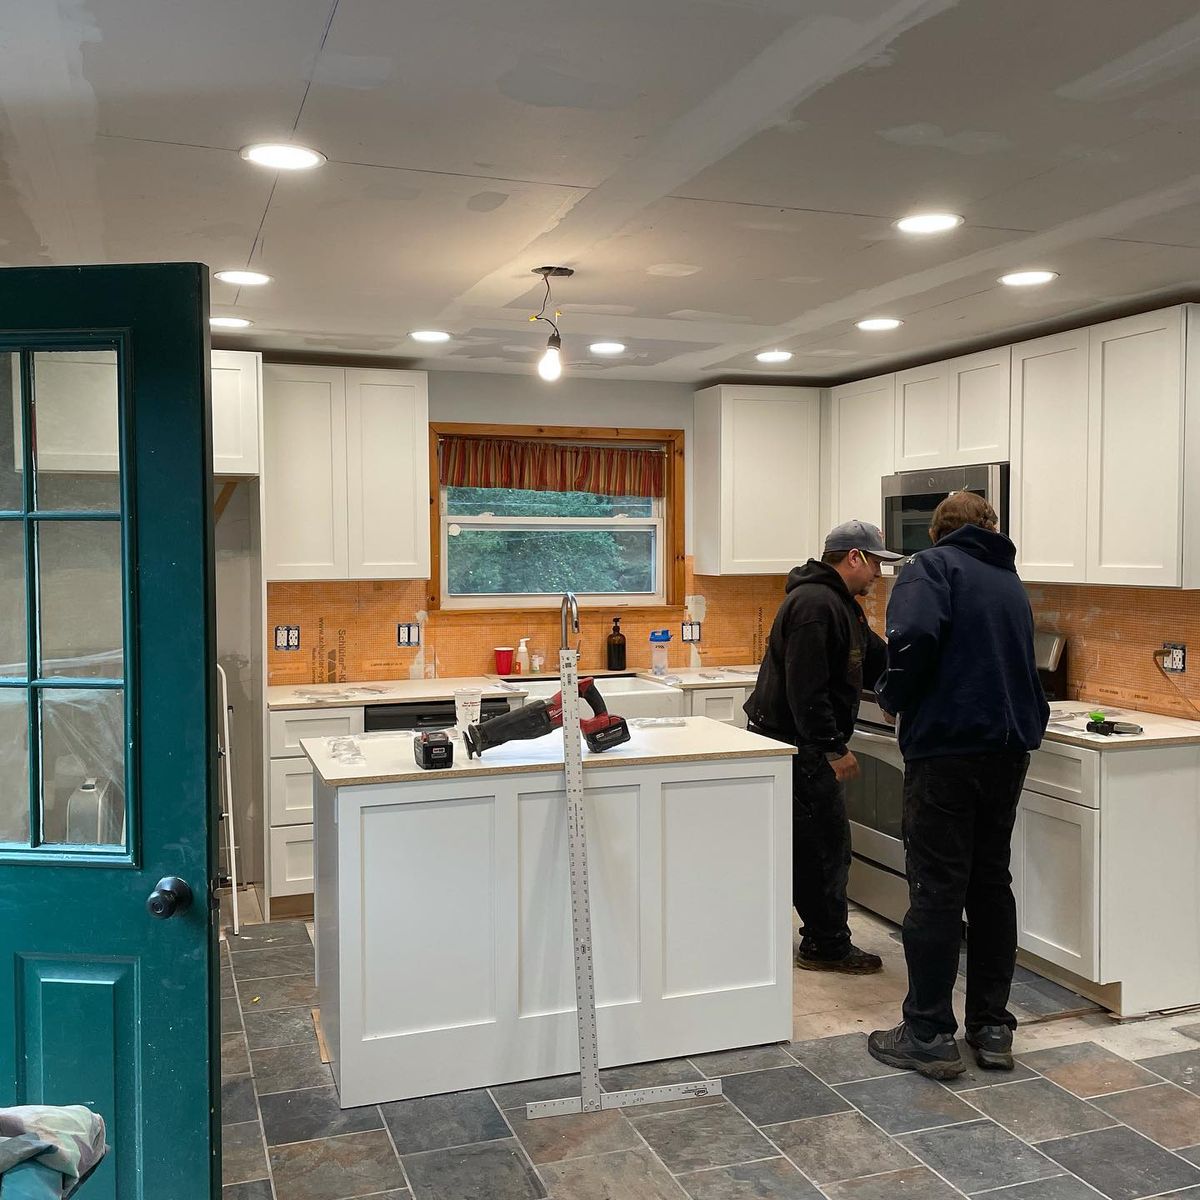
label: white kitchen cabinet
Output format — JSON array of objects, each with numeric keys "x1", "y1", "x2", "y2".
[
  {"x1": 1009, "y1": 331, "x2": 1090, "y2": 583},
  {"x1": 686, "y1": 687, "x2": 749, "y2": 728},
  {"x1": 262, "y1": 364, "x2": 429, "y2": 581},
  {"x1": 270, "y1": 757, "x2": 316, "y2": 826},
  {"x1": 211, "y1": 350, "x2": 262, "y2": 475},
  {"x1": 828, "y1": 374, "x2": 895, "y2": 528},
  {"x1": 270, "y1": 823, "x2": 315, "y2": 897},
  {"x1": 1086, "y1": 308, "x2": 1184, "y2": 587},
  {"x1": 269, "y1": 706, "x2": 365, "y2": 757},
  {"x1": 693, "y1": 385, "x2": 821, "y2": 574},
  {"x1": 893, "y1": 362, "x2": 947, "y2": 469}
]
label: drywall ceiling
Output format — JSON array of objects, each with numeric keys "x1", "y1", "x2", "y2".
[{"x1": 3, "y1": 0, "x2": 1200, "y2": 382}]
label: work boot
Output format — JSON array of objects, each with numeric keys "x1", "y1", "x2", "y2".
[
  {"x1": 966, "y1": 1025, "x2": 1015, "y2": 1071},
  {"x1": 795, "y1": 944, "x2": 883, "y2": 974},
  {"x1": 868, "y1": 1022, "x2": 966, "y2": 1079}
]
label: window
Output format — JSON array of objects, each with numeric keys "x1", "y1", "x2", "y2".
[{"x1": 433, "y1": 427, "x2": 683, "y2": 610}]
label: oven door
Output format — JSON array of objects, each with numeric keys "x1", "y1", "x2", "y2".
[
  {"x1": 846, "y1": 726, "x2": 909, "y2": 922},
  {"x1": 881, "y1": 464, "x2": 1008, "y2": 557}
]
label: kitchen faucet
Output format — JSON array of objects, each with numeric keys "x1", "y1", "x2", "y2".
[{"x1": 560, "y1": 591, "x2": 580, "y2": 652}]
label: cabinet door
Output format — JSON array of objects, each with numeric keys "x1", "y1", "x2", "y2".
[
  {"x1": 270, "y1": 757, "x2": 315, "y2": 826},
  {"x1": 894, "y1": 363, "x2": 949, "y2": 469},
  {"x1": 269, "y1": 706, "x2": 365, "y2": 757},
  {"x1": 269, "y1": 824, "x2": 314, "y2": 897},
  {"x1": 1010, "y1": 331, "x2": 1089, "y2": 582},
  {"x1": 345, "y1": 369, "x2": 429, "y2": 579},
  {"x1": 12, "y1": 350, "x2": 119, "y2": 473},
  {"x1": 688, "y1": 687, "x2": 748, "y2": 727},
  {"x1": 211, "y1": 350, "x2": 261, "y2": 476},
  {"x1": 262, "y1": 364, "x2": 348, "y2": 580},
  {"x1": 948, "y1": 347, "x2": 1009, "y2": 465},
  {"x1": 829, "y1": 374, "x2": 895, "y2": 527},
  {"x1": 1086, "y1": 308, "x2": 1184, "y2": 587},
  {"x1": 1013, "y1": 790, "x2": 1099, "y2": 980}
]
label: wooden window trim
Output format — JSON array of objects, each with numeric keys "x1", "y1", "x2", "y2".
[{"x1": 427, "y1": 422, "x2": 686, "y2": 613}]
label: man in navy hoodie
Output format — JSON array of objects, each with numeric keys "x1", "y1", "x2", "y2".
[{"x1": 869, "y1": 492, "x2": 1049, "y2": 1079}]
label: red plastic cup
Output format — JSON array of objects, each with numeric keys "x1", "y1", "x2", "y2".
[{"x1": 494, "y1": 647, "x2": 514, "y2": 674}]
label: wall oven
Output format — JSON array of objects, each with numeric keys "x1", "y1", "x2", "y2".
[{"x1": 881, "y1": 463, "x2": 1009, "y2": 558}]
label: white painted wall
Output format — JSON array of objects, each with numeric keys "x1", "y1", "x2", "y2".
[{"x1": 427, "y1": 372, "x2": 696, "y2": 554}]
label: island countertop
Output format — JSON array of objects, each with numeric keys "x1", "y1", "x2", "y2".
[
  {"x1": 267, "y1": 676, "x2": 527, "y2": 711},
  {"x1": 1044, "y1": 700, "x2": 1200, "y2": 750},
  {"x1": 301, "y1": 716, "x2": 794, "y2": 787}
]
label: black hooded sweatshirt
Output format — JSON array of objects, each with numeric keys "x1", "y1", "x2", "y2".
[
  {"x1": 876, "y1": 524, "x2": 1049, "y2": 761},
  {"x1": 744, "y1": 561, "x2": 886, "y2": 756}
]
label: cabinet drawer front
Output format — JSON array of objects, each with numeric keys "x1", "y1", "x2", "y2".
[
  {"x1": 269, "y1": 824, "x2": 314, "y2": 897},
  {"x1": 270, "y1": 758, "x2": 315, "y2": 826},
  {"x1": 269, "y1": 707, "x2": 365, "y2": 757},
  {"x1": 1025, "y1": 744, "x2": 1097, "y2": 807},
  {"x1": 689, "y1": 688, "x2": 748, "y2": 727}
]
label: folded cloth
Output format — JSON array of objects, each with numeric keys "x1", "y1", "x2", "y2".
[{"x1": 0, "y1": 1108, "x2": 106, "y2": 1197}]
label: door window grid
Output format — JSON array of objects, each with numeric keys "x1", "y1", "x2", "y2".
[{"x1": 0, "y1": 345, "x2": 131, "y2": 857}]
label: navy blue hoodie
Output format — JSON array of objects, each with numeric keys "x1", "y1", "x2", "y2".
[{"x1": 876, "y1": 525, "x2": 1049, "y2": 761}]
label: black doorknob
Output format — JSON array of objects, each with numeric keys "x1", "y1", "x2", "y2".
[{"x1": 146, "y1": 876, "x2": 193, "y2": 919}]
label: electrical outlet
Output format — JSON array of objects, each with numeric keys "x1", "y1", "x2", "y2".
[
  {"x1": 681, "y1": 621, "x2": 702, "y2": 643},
  {"x1": 286, "y1": 625, "x2": 301, "y2": 650},
  {"x1": 397, "y1": 622, "x2": 421, "y2": 647},
  {"x1": 397, "y1": 623, "x2": 409, "y2": 646},
  {"x1": 1164, "y1": 642, "x2": 1187, "y2": 673},
  {"x1": 274, "y1": 625, "x2": 288, "y2": 651}
]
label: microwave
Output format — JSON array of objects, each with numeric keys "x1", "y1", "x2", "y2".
[{"x1": 881, "y1": 463, "x2": 1009, "y2": 558}]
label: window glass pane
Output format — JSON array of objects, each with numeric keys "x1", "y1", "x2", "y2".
[
  {"x1": 447, "y1": 527, "x2": 656, "y2": 595},
  {"x1": 41, "y1": 687, "x2": 125, "y2": 848},
  {"x1": 447, "y1": 486, "x2": 653, "y2": 518},
  {"x1": 37, "y1": 521, "x2": 124, "y2": 679},
  {"x1": 0, "y1": 689, "x2": 29, "y2": 843},
  {"x1": 32, "y1": 350, "x2": 120, "y2": 512},
  {"x1": 0, "y1": 353, "x2": 24, "y2": 511},
  {"x1": 0, "y1": 523, "x2": 25, "y2": 677}
]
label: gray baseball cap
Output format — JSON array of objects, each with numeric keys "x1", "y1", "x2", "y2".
[{"x1": 824, "y1": 519, "x2": 904, "y2": 561}]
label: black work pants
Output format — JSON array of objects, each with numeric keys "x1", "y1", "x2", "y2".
[
  {"x1": 791, "y1": 746, "x2": 852, "y2": 959},
  {"x1": 901, "y1": 751, "x2": 1030, "y2": 1040}
]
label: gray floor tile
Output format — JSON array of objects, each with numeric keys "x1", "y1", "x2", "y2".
[
  {"x1": 222, "y1": 966, "x2": 237, "y2": 999},
  {"x1": 721, "y1": 1065, "x2": 850, "y2": 1126},
  {"x1": 763, "y1": 1110, "x2": 916, "y2": 1185},
  {"x1": 268, "y1": 1129, "x2": 405, "y2": 1200},
  {"x1": 1039, "y1": 1125, "x2": 1200, "y2": 1200},
  {"x1": 510, "y1": 1107, "x2": 640, "y2": 1164},
  {"x1": 259, "y1": 1085, "x2": 384, "y2": 1146},
  {"x1": 786, "y1": 1034, "x2": 902, "y2": 1086},
  {"x1": 243, "y1": 1005, "x2": 319, "y2": 1052},
  {"x1": 230, "y1": 943, "x2": 315, "y2": 982},
  {"x1": 689, "y1": 1045, "x2": 797, "y2": 1078},
  {"x1": 222, "y1": 1183, "x2": 273, "y2": 1200},
  {"x1": 222, "y1": 1033, "x2": 250, "y2": 1077},
  {"x1": 838, "y1": 1072, "x2": 979, "y2": 1135},
  {"x1": 965, "y1": 1078, "x2": 1117, "y2": 1142},
  {"x1": 539, "y1": 1147, "x2": 681, "y2": 1200},
  {"x1": 1019, "y1": 1043, "x2": 1162, "y2": 1099},
  {"x1": 222, "y1": 1076, "x2": 259, "y2": 1126},
  {"x1": 632, "y1": 1102, "x2": 775, "y2": 1173},
  {"x1": 941, "y1": 1060, "x2": 1038, "y2": 1091},
  {"x1": 226, "y1": 922, "x2": 312, "y2": 952},
  {"x1": 1138, "y1": 1050, "x2": 1200, "y2": 1096},
  {"x1": 1092, "y1": 1083, "x2": 1200, "y2": 1151},
  {"x1": 490, "y1": 1074, "x2": 582, "y2": 1110},
  {"x1": 899, "y1": 1118, "x2": 1060, "y2": 1194},
  {"x1": 221, "y1": 1121, "x2": 267, "y2": 1187},
  {"x1": 972, "y1": 1178, "x2": 1104, "y2": 1199},
  {"x1": 1181, "y1": 1145, "x2": 1200, "y2": 1166},
  {"x1": 250, "y1": 1042, "x2": 333, "y2": 1095},
  {"x1": 221, "y1": 996, "x2": 242, "y2": 1031},
  {"x1": 381, "y1": 1089, "x2": 511, "y2": 1155},
  {"x1": 239, "y1": 973, "x2": 318, "y2": 1013},
  {"x1": 1010, "y1": 976, "x2": 1101, "y2": 1018},
  {"x1": 402, "y1": 1138, "x2": 546, "y2": 1200},
  {"x1": 602, "y1": 1057, "x2": 705, "y2": 1093},
  {"x1": 677, "y1": 1156, "x2": 823, "y2": 1199},
  {"x1": 819, "y1": 1165, "x2": 964, "y2": 1200},
  {"x1": 1178, "y1": 1025, "x2": 1200, "y2": 1045}
]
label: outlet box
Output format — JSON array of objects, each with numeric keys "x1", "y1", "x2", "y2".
[
  {"x1": 275, "y1": 625, "x2": 301, "y2": 651},
  {"x1": 397, "y1": 622, "x2": 421, "y2": 647},
  {"x1": 681, "y1": 621, "x2": 702, "y2": 643},
  {"x1": 1164, "y1": 642, "x2": 1187, "y2": 673}
]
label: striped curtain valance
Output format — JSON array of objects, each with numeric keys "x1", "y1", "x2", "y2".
[{"x1": 439, "y1": 436, "x2": 666, "y2": 498}]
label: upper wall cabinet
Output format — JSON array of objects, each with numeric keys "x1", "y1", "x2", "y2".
[
  {"x1": 694, "y1": 385, "x2": 820, "y2": 574},
  {"x1": 829, "y1": 373, "x2": 895, "y2": 529},
  {"x1": 262, "y1": 364, "x2": 429, "y2": 581},
  {"x1": 894, "y1": 348, "x2": 1010, "y2": 471},
  {"x1": 211, "y1": 350, "x2": 262, "y2": 475}
]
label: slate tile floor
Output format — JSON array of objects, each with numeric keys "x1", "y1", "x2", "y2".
[{"x1": 221, "y1": 920, "x2": 1200, "y2": 1199}]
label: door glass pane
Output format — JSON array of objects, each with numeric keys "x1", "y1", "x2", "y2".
[
  {"x1": 37, "y1": 521, "x2": 123, "y2": 678},
  {"x1": 0, "y1": 523, "x2": 25, "y2": 677},
  {"x1": 0, "y1": 690, "x2": 29, "y2": 843},
  {"x1": 0, "y1": 353, "x2": 23, "y2": 512},
  {"x1": 32, "y1": 350, "x2": 120, "y2": 512},
  {"x1": 41, "y1": 688, "x2": 125, "y2": 847},
  {"x1": 874, "y1": 757, "x2": 905, "y2": 841}
]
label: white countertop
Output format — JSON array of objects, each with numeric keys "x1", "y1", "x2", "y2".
[
  {"x1": 301, "y1": 715, "x2": 794, "y2": 787},
  {"x1": 267, "y1": 676, "x2": 527, "y2": 711},
  {"x1": 638, "y1": 666, "x2": 760, "y2": 690},
  {"x1": 1044, "y1": 700, "x2": 1200, "y2": 750}
]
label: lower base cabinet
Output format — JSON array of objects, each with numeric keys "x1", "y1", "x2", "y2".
[
  {"x1": 270, "y1": 824, "x2": 316, "y2": 897},
  {"x1": 685, "y1": 687, "x2": 749, "y2": 727}
]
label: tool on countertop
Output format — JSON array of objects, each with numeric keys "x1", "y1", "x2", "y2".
[
  {"x1": 413, "y1": 729, "x2": 454, "y2": 769},
  {"x1": 463, "y1": 677, "x2": 630, "y2": 758},
  {"x1": 1085, "y1": 710, "x2": 1144, "y2": 736}
]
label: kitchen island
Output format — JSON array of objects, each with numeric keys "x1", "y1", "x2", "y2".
[{"x1": 304, "y1": 718, "x2": 794, "y2": 1107}]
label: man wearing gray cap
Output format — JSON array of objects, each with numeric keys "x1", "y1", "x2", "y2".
[{"x1": 745, "y1": 520, "x2": 903, "y2": 973}]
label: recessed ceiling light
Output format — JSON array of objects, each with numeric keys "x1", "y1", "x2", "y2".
[
  {"x1": 999, "y1": 269, "x2": 1058, "y2": 287},
  {"x1": 409, "y1": 330, "x2": 451, "y2": 343},
  {"x1": 240, "y1": 143, "x2": 325, "y2": 170},
  {"x1": 895, "y1": 212, "x2": 963, "y2": 234},
  {"x1": 589, "y1": 341, "x2": 626, "y2": 355},
  {"x1": 756, "y1": 350, "x2": 793, "y2": 363},
  {"x1": 210, "y1": 316, "x2": 253, "y2": 329},
  {"x1": 214, "y1": 269, "x2": 272, "y2": 286},
  {"x1": 856, "y1": 317, "x2": 903, "y2": 331}
]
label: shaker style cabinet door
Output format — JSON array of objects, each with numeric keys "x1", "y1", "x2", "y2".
[
  {"x1": 893, "y1": 362, "x2": 948, "y2": 470},
  {"x1": 829, "y1": 374, "x2": 895, "y2": 528},
  {"x1": 947, "y1": 347, "x2": 1009, "y2": 465},
  {"x1": 210, "y1": 349, "x2": 262, "y2": 475}
]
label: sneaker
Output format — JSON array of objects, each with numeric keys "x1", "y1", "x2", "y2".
[
  {"x1": 795, "y1": 944, "x2": 883, "y2": 974},
  {"x1": 966, "y1": 1025, "x2": 1014, "y2": 1071},
  {"x1": 867, "y1": 1022, "x2": 966, "y2": 1079}
]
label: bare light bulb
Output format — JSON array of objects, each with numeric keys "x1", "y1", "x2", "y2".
[{"x1": 538, "y1": 333, "x2": 563, "y2": 382}]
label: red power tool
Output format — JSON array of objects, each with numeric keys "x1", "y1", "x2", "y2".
[{"x1": 463, "y1": 677, "x2": 631, "y2": 758}]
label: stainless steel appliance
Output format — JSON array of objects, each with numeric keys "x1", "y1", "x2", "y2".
[{"x1": 881, "y1": 463, "x2": 1009, "y2": 558}]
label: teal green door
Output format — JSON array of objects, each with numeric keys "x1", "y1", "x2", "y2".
[{"x1": 0, "y1": 264, "x2": 218, "y2": 1198}]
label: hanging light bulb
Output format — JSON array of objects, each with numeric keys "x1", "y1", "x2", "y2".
[{"x1": 538, "y1": 331, "x2": 563, "y2": 381}]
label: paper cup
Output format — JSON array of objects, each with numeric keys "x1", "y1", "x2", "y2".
[{"x1": 494, "y1": 647, "x2": 514, "y2": 674}]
